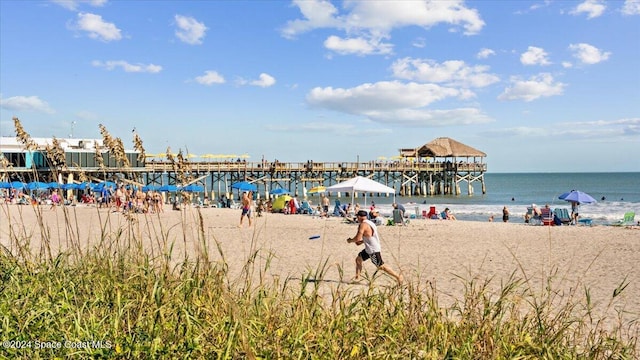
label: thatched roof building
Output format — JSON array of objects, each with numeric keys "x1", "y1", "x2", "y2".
[{"x1": 399, "y1": 137, "x2": 486, "y2": 158}]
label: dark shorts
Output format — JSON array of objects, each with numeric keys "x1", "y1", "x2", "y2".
[
  {"x1": 242, "y1": 207, "x2": 251, "y2": 216},
  {"x1": 358, "y1": 249, "x2": 384, "y2": 267},
  {"x1": 323, "y1": 205, "x2": 329, "y2": 212}
]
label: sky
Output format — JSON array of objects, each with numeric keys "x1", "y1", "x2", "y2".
[{"x1": 1, "y1": 0, "x2": 639, "y2": 173}]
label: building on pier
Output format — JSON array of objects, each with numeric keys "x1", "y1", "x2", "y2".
[{"x1": 1, "y1": 136, "x2": 486, "y2": 200}]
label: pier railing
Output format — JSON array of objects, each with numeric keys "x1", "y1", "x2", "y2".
[{"x1": 143, "y1": 161, "x2": 487, "y2": 173}]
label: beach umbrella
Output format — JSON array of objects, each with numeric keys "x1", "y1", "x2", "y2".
[
  {"x1": 182, "y1": 184, "x2": 204, "y2": 192},
  {"x1": 75, "y1": 182, "x2": 90, "y2": 190},
  {"x1": 308, "y1": 186, "x2": 326, "y2": 194},
  {"x1": 142, "y1": 184, "x2": 160, "y2": 191},
  {"x1": 231, "y1": 181, "x2": 257, "y2": 192},
  {"x1": 240, "y1": 153, "x2": 250, "y2": 159},
  {"x1": 0, "y1": 181, "x2": 10, "y2": 189},
  {"x1": 200, "y1": 154, "x2": 217, "y2": 160},
  {"x1": 158, "y1": 184, "x2": 178, "y2": 192},
  {"x1": 60, "y1": 183, "x2": 75, "y2": 190},
  {"x1": 559, "y1": 190, "x2": 596, "y2": 204},
  {"x1": 10, "y1": 181, "x2": 26, "y2": 190},
  {"x1": 92, "y1": 181, "x2": 117, "y2": 192},
  {"x1": 26, "y1": 181, "x2": 49, "y2": 190},
  {"x1": 47, "y1": 182, "x2": 61, "y2": 189},
  {"x1": 271, "y1": 188, "x2": 289, "y2": 195}
]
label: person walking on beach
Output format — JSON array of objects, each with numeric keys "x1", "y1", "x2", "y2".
[
  {"x1": 347, "y1": 210, "x2": 403, "y2": 284},
  {"x1": 239, "y1": 191, "x2": 253, "y2": 227},
  {"x1": 321, "y1": 194, "x2": 330, "y2": 215},
  {"x1": 502, "y1": 206, "x2": 510, "y2": 223},
  {"x1": 570, "y1": 201, "x2": 580, "y2": 225}
]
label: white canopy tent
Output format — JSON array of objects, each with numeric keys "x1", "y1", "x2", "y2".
[{"x1": 326, "y1": 176, "x2": 396, "y2": 206}]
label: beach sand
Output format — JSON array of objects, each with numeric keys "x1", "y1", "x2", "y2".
[{"x1": 2, "y1": 204, "x2": 639, "y2": 332}]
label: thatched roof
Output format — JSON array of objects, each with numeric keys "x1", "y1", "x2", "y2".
[{"x1": 414, "y1": 137, "x2": 486, "y2": 158}]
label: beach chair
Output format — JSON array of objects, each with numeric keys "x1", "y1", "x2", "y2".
[
  {"x1": 299, "y1": 200, "x2": 314, "y2": 215},
  {"x1": 611, "y1": 212, "x2": 635, "y2": 226},
  {"x1": 525, "y1": 207, "x2": 541, "y2": 225},
  {"x1": 541, "y1": 207, "x2": 554, "y2": 226},
  {"x1": 554, "y1": 208, "x2": 571, "y2": 225},
  {"x1": 426, "y1": 206, "x2": 438, "y2": 219}
]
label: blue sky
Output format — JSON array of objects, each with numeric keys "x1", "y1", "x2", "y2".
[{"x1": 1, "y1": 0, "x2": 638, "y2": 172}]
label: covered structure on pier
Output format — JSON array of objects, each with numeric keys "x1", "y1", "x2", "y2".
[{"x1": 398, "y1": 137, "x2": 487, "y2": 195}]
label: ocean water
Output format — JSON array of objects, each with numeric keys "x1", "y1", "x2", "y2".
[{"x1": 340, "y1": 173, "x2": 640, "y2": 225}]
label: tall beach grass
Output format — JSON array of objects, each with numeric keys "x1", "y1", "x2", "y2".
[
  {"x1": 0, "y1": 202, "x2": 637, "y2": 359},
  {"x1": 1, "y1": 120, "x2": 637, "y2": 358}
]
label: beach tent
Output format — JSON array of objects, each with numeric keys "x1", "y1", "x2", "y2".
[
  {"x1": 327, "y1": 176, "x2": 395, "y2": 206},
  {"x1": 271, "y1": 195, "x2": 292, "y2": 212}
]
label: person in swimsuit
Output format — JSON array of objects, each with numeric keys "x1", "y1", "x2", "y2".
[
  {"x1": 502, "y1": 206, "x2": 509, "y2": 223},
  {"x1": 239, "y1": 191, "x2": 253, "y2": 227},
  {"x1": 347, "y1": 210, "x2": 403, "y2": 284}
]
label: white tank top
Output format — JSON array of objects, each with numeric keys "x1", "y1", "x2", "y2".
[{"x1": 362, "y1": 219, "x2": 381, "y2": 254}]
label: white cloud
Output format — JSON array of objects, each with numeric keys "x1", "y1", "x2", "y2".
[
  {"x1": 265, "y1": 121, "x2": 392, "y2": 136},
  {"x1": 195, "y1": 70, "x2": 225, "y2": 85},
  {"x1": 562, "y1": 61, "x2": 573, "y2": 68},
  {"x1": 251, "y1": 73, "x2": 276, "y2": 88},
  {"x1": 74, "y1": 12, "x2": 121, "y2": 42},
  {"x1": 280, "y1": 0, "x2": 342, "y2": 39},
  {"x1": 481, "y1": 118, "x2": 640, "y2": 139},
  {"x1": 174, "y1": 15, "x2": 207, "y2": 45},
  {"x1": 92, "y1": 60, "x2": 162, "y2": 73},
  {"x1": 622, "y1": 0, "x2": 640, "y2": 15},
  {"x1": 307, "y1": 81, "x2": 459, "y2": 114},
  {"x1": 520, "y1": 46, "x2": 551, "y2": 66},
  {"x1": 498, "y1": 73, "x2": 565, "y2": 102},
  {"x1": 569, "y1": 43, "x2": 611, "y2": 64},
  {"x1": 391, "y1": 58, "x2": 500, "y2": 88},
  {"x1": 305, "y1": 80, "x2": 492, "y2": 126},
  {"x1": 476, "y1": 48, "x2": 495, "y2": 59},
  {"x1": 0, "y1": 95, "x2": 55, "y2": 114},
  {"x1": 324, "y1": 35, "x2": 393, "y2": 55},
  {"x1": 571, "y1": 0, "x2": 606, "y2": 19},
  {"x1": 52, "y1": 0, "x2": 107, "y2": 11},
  {"x1": 282, "y1": 0, "x2": 485, "y2": 56},
  {"x1": 366, "y1": 108, "x2": 493, "y2": 126}
]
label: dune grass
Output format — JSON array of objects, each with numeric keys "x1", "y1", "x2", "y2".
[
  {"x1": 4, "y1": 115, "x2": 638, "y2": 358},
  {"x1": 0, "y1": 203, "x2": 637, "y2": 359}
]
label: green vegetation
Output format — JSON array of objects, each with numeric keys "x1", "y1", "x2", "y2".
[
  {"x1": 0, "y1": 205, "x2": 637, "y2": 359},
  {"x1": 1, "y1": 119, "x2": 636, "y2": 358}
]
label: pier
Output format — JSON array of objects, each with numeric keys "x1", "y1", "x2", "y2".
[{"x1": 1, "y1": 136, "x2": 487, "y2": 199}]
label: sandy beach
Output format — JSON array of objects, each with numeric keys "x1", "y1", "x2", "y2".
[{"x1": 1, "y1": 204, "x2": 639, "y2": 331}]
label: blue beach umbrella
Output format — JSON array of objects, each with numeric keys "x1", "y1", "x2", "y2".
[
  {"x1": 10, "y1": 181, "x2": 26, "y2": 190},
  {"x1": 75, "y1": 182, "x2": 90, "y2": 190},
  {"x1": 142, "y1": 184, "x2": 160, "y2": 191},
  {"x1": 231, "y1": 181, "x2": 257, "y2": 192},
  {"x1": 60, "y1": 183, "x2": 75, "y2": 190},
  {"x1": 182, "y1": 184, "x2": 204, "y2": 192},
  {"x1": 270, "y1": 188, "x2": 289, "y2": 195},
  {"x1": 559, "y1": 190, "x2": 596, "y2": 204},
  {"x1": 47, "y1": 182, "x2": 61, "y2": 189},
  {"x1": 91, "y1": 181, "x2": 117, "y2": 192},
  {"x1": 158, "y1": 184, "x2": 178, "y2": 192},
  {"x1": 0, "y1": 181, "x2": 10, "y2": 189},
  {"x1": 26, "y1": 181, "x2": 49, "y2": 190}
]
